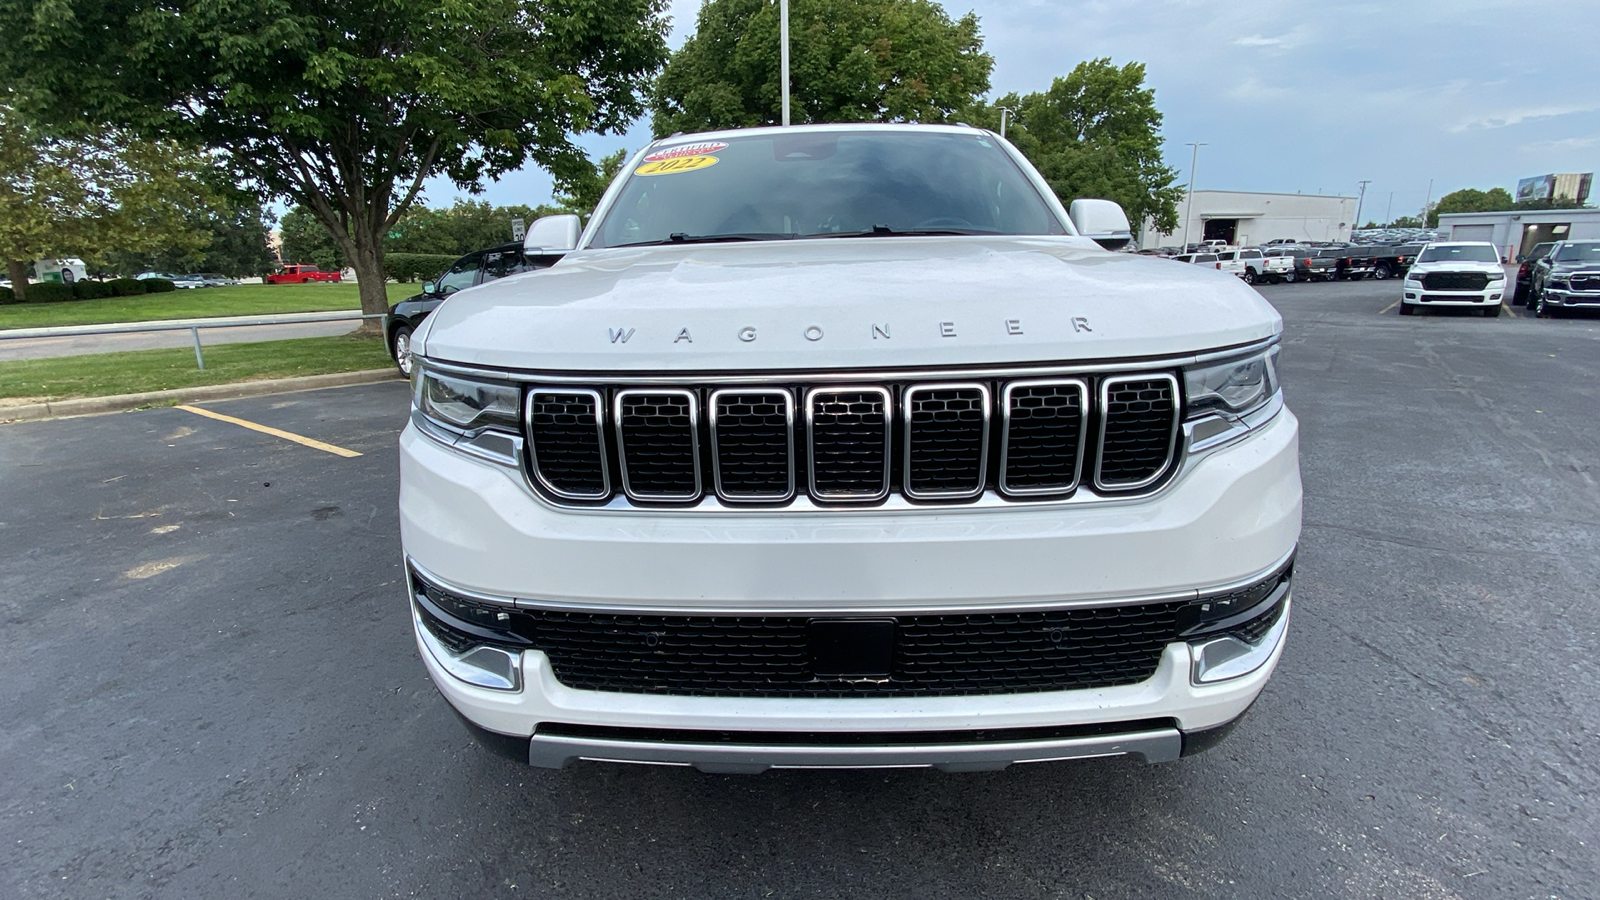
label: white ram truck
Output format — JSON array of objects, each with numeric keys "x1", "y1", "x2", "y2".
[
  {"x1": 1216, "y1": 248, "x2": 1293, "y2": 284},
  {"x1": 399, "y1": 124, "x2": 1302, "y2": 773}
]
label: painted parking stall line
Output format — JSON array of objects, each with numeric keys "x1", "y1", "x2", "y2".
[{"x1": 177, "y1": 404, "x2": 363, "y2": 458}]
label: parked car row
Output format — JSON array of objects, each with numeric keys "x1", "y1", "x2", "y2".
[
  {"x1": 135, "y1": 271, "x2": 241, "y2": 289},
  {"x1": 1166, "y1": 241, "x2": 1423, "y2": 284},
  {"x1": 1515, "y1": 240, "x2": 1600, "y2": 318}
]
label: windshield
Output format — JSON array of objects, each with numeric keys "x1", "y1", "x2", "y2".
[
  {"x1": 1554, "y1": 242, "x2": 1600, "y2": 263},
  {"x1": 590, "y1": 130, "x2": 1065, "y2": 249},
  {"x1": 1418, "y1": 245, "x2": 1498, "y2": 263}
]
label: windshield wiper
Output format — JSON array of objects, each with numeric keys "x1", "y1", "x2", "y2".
[
  {"x1": 615, "y1": 232, "x2": 793, "y2": 247},
  {"x1": 806, "y1": 225, "x2": 1001, "y2": 238}
]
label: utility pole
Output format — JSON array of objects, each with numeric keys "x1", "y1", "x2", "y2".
[
  {"x1": 1181, "y1": 142, "x2": 1207, "y2": 250},
  {"x1": 1385, "y1": 192, "x2": 1393, "y2": 227},
  {"x1": 998, "y1": 106, "x2": 1014, "y2": 139},
  {"x1": 1354, "y1": 180, "x2": 1371, "y2": 230},
  {"x1": 779, "y1": 0, "x2": 791, "y2": 126},
  {"x1": 1422, "y1": 178, "x2": 1433, "y2": 227}
]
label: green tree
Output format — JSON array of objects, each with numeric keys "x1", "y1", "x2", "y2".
[
  {"x1": 105, "y1": 200, "x2": 277, "y2": 277},
  {"x1": 652, "y1": 0, "x2": 992, "y2": 137},
  {"x1": 970, "y1": 60, "x2": 1183, "y2": 234},
  {"x1": 554, "y1": 149, "x2": 630, "y2": 217},
  {"x1": 0, "y1": 107, "x2": 212, "y2": 300},
  {"x1": 1427, "y1": 187, "x2": 1515, "y2": 227},
  {"x1": 0, "y1": 0, "x2": 670, "y2": 324},
  {"x1": 279, "y1": 206, "x2": 347, "y2": 272},
  {"x1": 1389, "y1": 215, "x2": 1422, "y2": 229}
]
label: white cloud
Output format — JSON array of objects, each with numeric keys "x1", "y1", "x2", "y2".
[
  {"x1": 1452, "y1": 104, "x2": 1600, "y2": 132},
  {"x1": 1234, "y1": 35, "x2": 1283, "y2": 47}
]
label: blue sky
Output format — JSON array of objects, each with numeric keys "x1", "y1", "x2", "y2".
[{"x1": 424, "y1": 0, "x2": 1600, "y2": 222}]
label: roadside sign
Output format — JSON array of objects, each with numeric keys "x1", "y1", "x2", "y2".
[{"x1": 511, "y1": 218, "x2": 526, "y2": 241}]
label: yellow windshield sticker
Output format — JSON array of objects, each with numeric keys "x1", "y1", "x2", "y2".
[{"x1": 636, "y1": 155, "x2": 719, "y2": 176}]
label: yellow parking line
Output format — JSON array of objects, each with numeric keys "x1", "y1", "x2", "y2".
[
  {"x1": 177, "y1": 405, "x2": 362, "y2": 458},
  {"x1": 1503, "y1": 303, "x2": 1519, "y2": 318},
  {"x1": 1378, "y1": 299, "x2": 1401, "y2": 315}
]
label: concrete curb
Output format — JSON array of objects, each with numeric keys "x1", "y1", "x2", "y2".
[{"x1": 0, "y1": 368, "x2": 403, "y2": 424}]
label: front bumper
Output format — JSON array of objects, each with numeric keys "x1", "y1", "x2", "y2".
[
  {"x1": 1542, "y1": 289, "x2": 1600, "y2": 307},
  {"x1": 400, "y1": 406, "x2": 1301, "y2": 770},
  {"x1": 1402, "y1": 287, "x2": 1503, "y2": 306}
]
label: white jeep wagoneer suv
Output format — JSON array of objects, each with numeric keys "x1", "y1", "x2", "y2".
[{"x1": 399, "y1": 124, "x2": 1302, "y2": 773}]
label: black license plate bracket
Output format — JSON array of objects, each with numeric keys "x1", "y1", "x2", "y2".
[{"x1": 808, "y1": 619, "x2": 896, "y2": 678}]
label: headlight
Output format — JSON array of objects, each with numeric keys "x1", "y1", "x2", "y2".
[
  {"x1": 1404, "y1": 271, "x2": 1424, "y2": 282},
  {"x1": 1184, "y1": 347, "x2": 1279, "y2": 420},
  {"x1": 1547, "y1": 276, "x2": 1569, "y2": 289},
  {"x1": 1488, "y1": 270, "x2": 1505, "y2": 281},
  {"x1": 415, "y1": 368, "x2": 521, "y2": 432}
]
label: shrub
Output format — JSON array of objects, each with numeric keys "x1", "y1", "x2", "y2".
[
  {"x1": 142, "y1": 278, "x2": 177, "y2": 293},
  {"x1": 0, "y1": 286, "x2": 13, "y2": 304},
  {"x1": 386, "y1": 252, "x2": 457, "y2": 283},
  {"x1": 106, "y1": 278, "x2": 149, "y2": 296},
  {"x1": 72, "y1": 279, "x2": 112, "y2": 300},
  {"x1": 24, "y1": 281, "x2": 76, "y2": 303}
]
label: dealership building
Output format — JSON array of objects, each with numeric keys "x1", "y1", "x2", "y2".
[
  {"x1": 1140, "y1": 190, "x2": 1357, "y2": 250},
  {"x1": 1436, "y1": 208, "x2": 1600, "y2": 260}
]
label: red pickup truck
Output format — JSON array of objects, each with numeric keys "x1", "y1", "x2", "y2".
[{"x1": 265, "y1": 264, "x2": 342, "y2": 284}]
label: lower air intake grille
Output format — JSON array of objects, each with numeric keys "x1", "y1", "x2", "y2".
[
  {"x1": 903, "y1": 385, "x2": 989, "y2": 499},
  {"x1": 1001, "y1": 380, "x2": 1087, "y2": 495},
  {"x1": 526, "y1": 390, "x2": 609, "y2": 500},
  {"x1": 523, "y1": 603, "x2": 1187, "y2": 697},
  {"x1": 615, "y1": 389, "x2": 700, "y2": 501},
  {"x1": 1096, "y1": 376, "x2": 1179, "y2": 490},
  {"x1": 807, "y1": 388, "x2": 891, "y2": 500}
]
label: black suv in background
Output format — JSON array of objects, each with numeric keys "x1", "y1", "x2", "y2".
[
  {"x1": 1529, "y1": 240, "x2": 1600, "y2": 317},
  {"x1": 383, "y1": 242, "x2": 565, "y2": 375},
  {"x1": 1514, "y1": 241, "x2": 1556, "y2": 307}
]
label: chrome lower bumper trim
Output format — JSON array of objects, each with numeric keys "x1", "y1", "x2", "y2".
[{"x1": 525, "y1": 728, "x2": 1184, "y2": 773}]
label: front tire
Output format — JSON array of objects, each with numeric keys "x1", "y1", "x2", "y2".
[
  {"x1": 1373, "y1": 264, "x2": 1391, "y2": 280},
  {"x1": 1399, "y1": 301, "x2": 1415, "y2": 315},
  {"x1": 392, "y1": 326, "x2": 414, "y2": 377},
  {"x1": 1487, "y1": 303, "x2": 1502, "y2": 317}
]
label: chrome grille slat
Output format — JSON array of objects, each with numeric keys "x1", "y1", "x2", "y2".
[
  {"x1": 806, "y1": 387, "x2": 892, "y2": 501},
  {"x1": 1000, "y1": 379, "x2": 1087, "y2": 496},
  {"x1": 710, "y1": 389, "x2": 795, "y2": 501},
  {"x1": 525, "y1": 389, "x2": 610, "y2": 500},
  {"x1": 1095, "y1": 375, "x2": 1180, "y2": 491},
  {"x1": 614, "y1": 389, "x2": 701, "y2": 501},
  {"x1": 902, "y1": 383, "x2": 990, "y2": 500}
]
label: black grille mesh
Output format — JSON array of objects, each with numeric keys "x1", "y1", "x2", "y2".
[
  {"x1": 617, "y1": 392, "x2": 698, "y2": 498},
  {"x1": 1571, "y1": 274, "x2": 1600, "y2": 292},
  {"x1": 524, "y1": 603, "x2": 1185, "y2": 697},
  {"x1": 809, "y1": 390, "x2": 889, "y2": 498},
  {"x1": 527, "y1": 392, "x2": 607, "y2": 497},
  {"x1": 712, "y1": 391, "x2": 791, "y2": 498},
  {"x1": 905, "y1": 388, "x2": 987, "y2": 496},
  {"x1": 1002, "y1": 383, "x2": 1085, "y2": 493},
  {"x1": 1098, "y1": 379, "x2": 1177, "y2": 487},
  {"x1": 1421, "y1": 271, "x2": 1490, "y2": 291}
]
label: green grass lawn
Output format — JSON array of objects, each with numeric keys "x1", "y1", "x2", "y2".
[
  {"x1": 0, "y1": 282, "x2": 423, "y2": 330},
  {"x1": 0, "y1": 333, "x2": 396, "y2": 402}
]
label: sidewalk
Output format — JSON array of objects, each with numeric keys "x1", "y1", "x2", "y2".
[{"x1": 0, "y1": 310, "x2": 371, "y2": 362}]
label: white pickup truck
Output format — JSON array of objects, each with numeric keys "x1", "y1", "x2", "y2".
[
  {"x1": 1216, "y1": 248, "x2": 1293, "y2": 284},
  {"x1": 400, "y1": 123, "x2": 1302, "y2": 773}
]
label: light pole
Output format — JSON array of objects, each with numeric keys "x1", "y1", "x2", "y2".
[
  {"x1": 998, "y1": 106, "x2": 1015, "y2": 138},
  {"x1": 1181, "y1": 142, "x2": 1207, "y2": 250},
  {"x1": 1354, "y1": 180, "x2": 1371, "y2": 231},
  {"x1": 779, "y1": 0, "x2": 791, "y2": 126}
]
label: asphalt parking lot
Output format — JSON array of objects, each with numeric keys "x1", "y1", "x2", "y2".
[{"x1": 2, "y1": 278, "x2": 1597, "y2": 899}]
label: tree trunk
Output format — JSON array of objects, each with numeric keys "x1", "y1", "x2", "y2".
[
  {"x1": 347, "y1": 220, "x2": 388, "y2": 336},
  {"x1": 6, "y1": 260, "x2": 28, "y2": 302}
]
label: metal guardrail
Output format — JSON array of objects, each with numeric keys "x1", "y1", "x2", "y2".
[{"x1": 0, "y1": 311, "x2": 385, "y2": 370}]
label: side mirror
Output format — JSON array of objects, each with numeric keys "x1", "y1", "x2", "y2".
[
  {"x1": 524, "y1": 214, "x2": 581, "y2": 253},
  {"x1": 1515, "y1": 254, "x2": 1525, "y2": 263},
  {"x1": 423, "y1": 281, "x2": 438, "y2": 295},
  {"x1": 1069, "y1": 199, "x2": 1134, "y2": 250}
]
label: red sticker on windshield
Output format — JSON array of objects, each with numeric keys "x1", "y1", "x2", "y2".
[{"x1": 644, "y1": 142, "x2": 729, "y2": 162}]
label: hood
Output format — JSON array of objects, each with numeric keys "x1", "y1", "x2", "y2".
[
  {"x1": 1407, "y1": 260, "x2": 1505, "y2": 275},
  {"x1": 416, "y1": 236, "x2": 1281, "y2": 372}
]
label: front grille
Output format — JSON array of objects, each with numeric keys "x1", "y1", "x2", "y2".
[
  {"x1": 902, "y1": 384, "x2": 989, "y2": 499},
  {"x1": 410, "y1": 565, "x2": 1289, "y2": 699},
  {"x1": 1096, "y1": 376, "x2": 1179, "y2": 489},
  {"x1": 807, "y1": 388, "x2": 891, "y2": 500},
  {"x1": 1571, "y1": 274, "x2": 1600, "y2": 292},
  {"x1": 1421, "y1": 271, "x2": 1490, "y2": 291},
  {"x1": 519, "y1": 369, "x2": 1190, "y2": 507}
]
